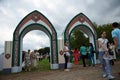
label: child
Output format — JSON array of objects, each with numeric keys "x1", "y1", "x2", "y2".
[{"x1": 107, "y1": 42, "x2": 114, "y2": 65}]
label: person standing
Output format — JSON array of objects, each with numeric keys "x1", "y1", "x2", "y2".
[
  {"x1": 30, "y1": 50, "x2": 37, "y2": 68},
  {"x1": 88, "y1": 43, "x2": 95, "y2": 66},
  {"x1": 73, "y1": 48, "x2": 79, "y2": 65},
  {"x1": 24, "y1": 49, "x2": 31, "y2": 71},
  {"x1": 111, "y1": 43, "x2": 117, "y2": 60},
  {"x1": 63, "y1": 42, "x2": 70, "y2": 71},
  {"x1": 80, "y1": 44, "x2": 87, "y2": 67},
  {"x1": 35, "y1": 50, "x2": 40, "y2": 61},
  {"x1": 98, "y1": 31, "x2": 115, "y2": 79},
  {"x1": 111, "y1": 22, "x2": 120, "y2": 74}
]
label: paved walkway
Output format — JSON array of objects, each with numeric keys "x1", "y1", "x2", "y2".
[{"x1": 0, "y1": 61, "x2": 120, "y2": 80}]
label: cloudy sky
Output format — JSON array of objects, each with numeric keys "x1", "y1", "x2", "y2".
[{"x1": 0, "y1": 0, "x2": 120, "y2": 54}]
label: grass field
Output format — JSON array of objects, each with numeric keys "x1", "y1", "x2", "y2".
[{"x1": 31, "y1": 59, "x2": 50, "y2": 71}]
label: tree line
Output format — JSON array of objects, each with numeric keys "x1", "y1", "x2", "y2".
[{"x1": 23, "y1": 47, "x2": 50, "y2": 57}]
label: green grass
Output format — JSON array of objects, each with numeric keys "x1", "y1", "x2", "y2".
[{"x1": 32, "y1": 59, "x2": 50, "y2": 71}]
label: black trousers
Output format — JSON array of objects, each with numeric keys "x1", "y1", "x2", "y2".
[
  {"x1": 64, "y1": 54, "x2": 69, "y2": 69},
  {"x1": 81, "y1": 55, "x2": 86, "y2": 67}
]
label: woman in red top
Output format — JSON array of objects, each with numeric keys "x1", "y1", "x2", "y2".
[{"x1": 73, "y1": 48, "x2": 79, "y2": 64}]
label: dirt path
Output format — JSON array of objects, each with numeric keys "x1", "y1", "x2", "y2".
[{"x1": 0, "y1": 61, "x2": 120, "y2": 80}]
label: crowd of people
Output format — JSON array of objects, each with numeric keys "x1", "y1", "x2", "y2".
[
  {"x1": 70, "y1": 43, "x2": 96, "y2": 67},
  {"x1": 60, "y1": 42, "x2": 96, "y2": 72},
  {"x1": 22, "y1": 49, "x2": 40, "y2": 71},
  {"x1": 60, "y1": 22, "x2": 120, "y2": 80}
]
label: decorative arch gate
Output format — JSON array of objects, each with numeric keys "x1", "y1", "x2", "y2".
[
  {"x1": 12, "y1": 10, "x2": 58, "y2": 72},
  {"x1": 63, "y1": 13, "x2": 98, "y2": 63}
]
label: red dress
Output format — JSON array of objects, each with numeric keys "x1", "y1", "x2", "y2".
[{"x1": 73, "y1": 49, "x2": 79, "y2": 64}]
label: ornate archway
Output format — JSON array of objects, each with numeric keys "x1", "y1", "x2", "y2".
[
  {"x1": 64, "y1": 13, "x2": 98, "y2": 63},
  {"x1": 12, "y1": 10, "x2": 58, "y2": 72}
]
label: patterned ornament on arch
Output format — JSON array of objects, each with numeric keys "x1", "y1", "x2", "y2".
[
  {"x1": 59, "y1": 50, "x2": 64, "y2": 55},
  {"x1": 31, "y1": 13, "x2": 40, "y2": 22},
  {"x1": 5, "y1": 53, "x2": 11, "y2": 59},
  {"x1": 79, "y1": 16, "x2": 85, "y2": 23}
]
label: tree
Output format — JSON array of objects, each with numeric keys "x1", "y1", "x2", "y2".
[
  {"x1": 44, "y1": 47, "x2": 50, "y2": 54},
  {"x1": 96, "y1": 23, "x2": 113, "y2": 42},
  {"x1": 38, "y1": 48, "x2": 44, "y2": 55},
  {"x1": 70, "y1": 29, "x2": 89, "y2": 50},
  {"x1": 38, "y1": 47, "x2": 50, "y2": 55}
]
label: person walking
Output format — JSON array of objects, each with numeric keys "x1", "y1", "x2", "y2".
[
  {"x1": 98, "y1": 31, "x2": 115, "y2": 79},
  {"x1": 80, "y1": 44, "x2": 87, "y2": 67},
  {"x1": 111, "y1": 22, "x2": 120, "y2": 75},
  {"x1": 88, "y1": 43, "x2": 95, "y2": 66}
]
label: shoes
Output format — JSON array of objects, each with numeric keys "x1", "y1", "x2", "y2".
[
  {"x1": 64, "y1": 69, "x2": 70, "y2": 71},
  {"x1": 108, "y1": 75, "x2": 115, "y2": 79},
  {"x1": 103, "y1": 74, "x2": 107, "y2": 78}
]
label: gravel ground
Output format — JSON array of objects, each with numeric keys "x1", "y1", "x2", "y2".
[{"x1": 0, "y1": 61, "x2": 120, "y2": 80}]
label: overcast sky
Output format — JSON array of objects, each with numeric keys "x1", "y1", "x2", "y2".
[{"x1": 0, "y1": 0, "x2": 120, "y2": 54}]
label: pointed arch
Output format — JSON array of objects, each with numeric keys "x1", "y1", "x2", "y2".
[
  {"x1": 12, "y1": 10, "x2": 58, "y2": 72},
  {"x1": 64, "y1": 13, "x2": 98, "y2": 62},
  {"x1": 64, "y1": 13, "x2": 97, "y2": 42}
]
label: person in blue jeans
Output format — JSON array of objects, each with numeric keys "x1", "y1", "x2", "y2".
[
  {"x1": 88, "y1": 43, "x2": 95, "y2": 66},
  {"x1": 98, "y1": 31, "x2": 115, "y2": 79},
  {"x1": 111, "y1": 22, "x2": 120, "y2": 75}
]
